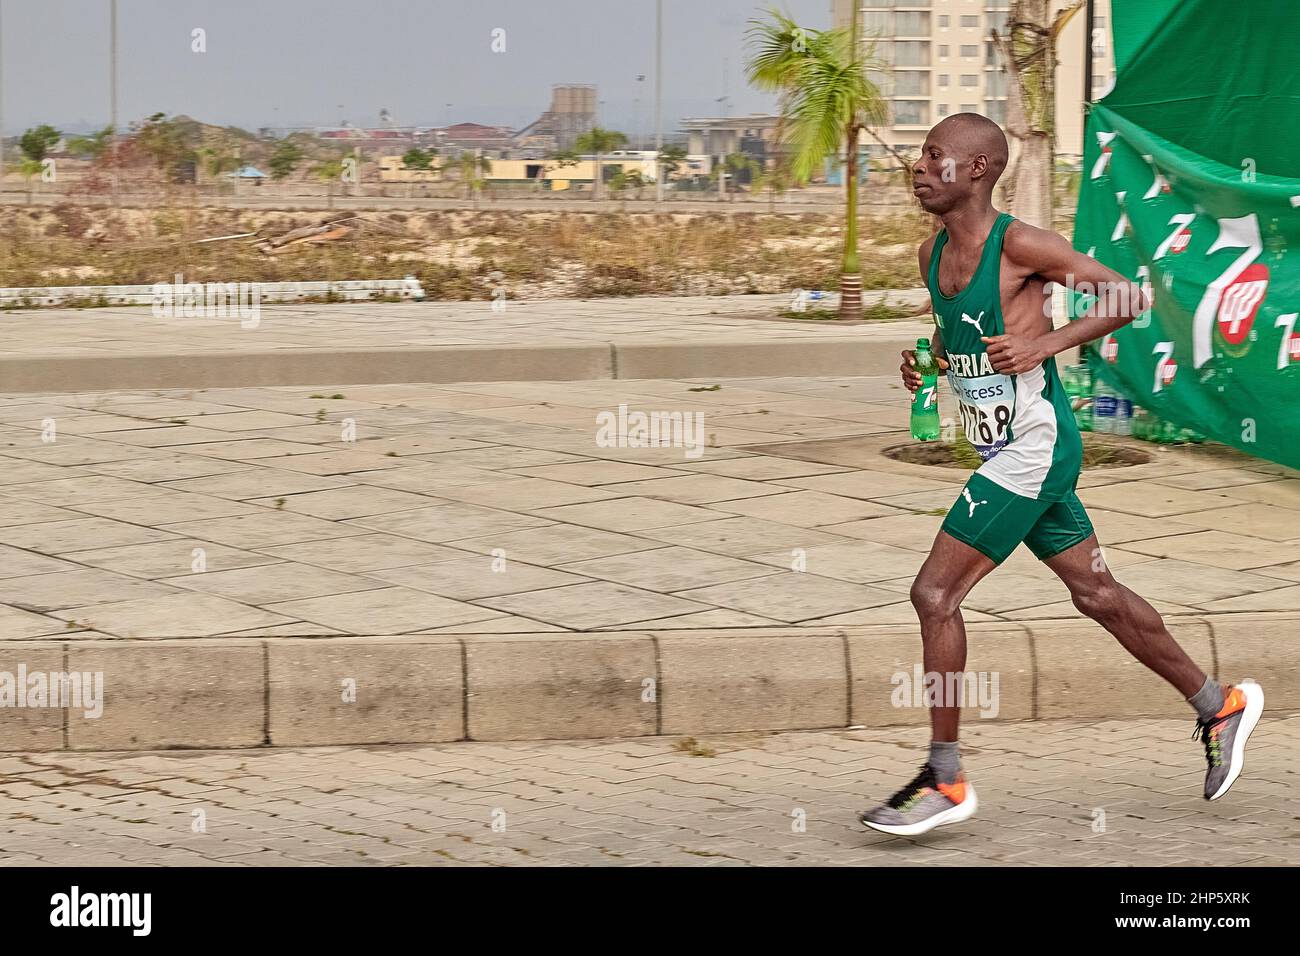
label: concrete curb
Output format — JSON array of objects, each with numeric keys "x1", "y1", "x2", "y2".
[
  {"x1": 0, "y1": 337, "x2": 919, "y2": 393},
  {"x1": 1, "y1": 612, "x2": 1295, "y2": 752}
]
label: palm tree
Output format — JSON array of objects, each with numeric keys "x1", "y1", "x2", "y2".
[
  {"x1": 573, "y1": 127, "x2": 628, "y2": 201},
  {"x1": 312, "y1": 157, "x2": 345, "y2": 209},
  {"x1": 18, "y1": 158, "x2": 43, "y2": 205},
  {"x1": 722, "y1": 152, "x2": 760, "y2": 200},
  {"x1": 657, "y1": 143, "x2": 687, "y2": 182},
  {"x1": 457, "y1": 152, "x2": 492, "y2": 204},
  {"x1": 746, "y1": 8, "x2": 887, "y2": 320}
]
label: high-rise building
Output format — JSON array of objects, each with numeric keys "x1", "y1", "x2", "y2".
[{"x1": 830, "y1": 1, "x2": 1114, "y2": 162}]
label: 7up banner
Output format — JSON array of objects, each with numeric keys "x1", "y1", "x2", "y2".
[{"x1": 1071, "y1": 0, "x2": 1300, "y2": 469}]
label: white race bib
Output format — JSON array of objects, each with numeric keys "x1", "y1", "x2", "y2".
[{"x1": 948, "y1": 371, "x2": 1015, "y2": 458}]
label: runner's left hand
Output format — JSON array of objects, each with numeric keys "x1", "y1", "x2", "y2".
[{"x1": 981, "y1": 334, "x2": 1047, "y2": 375}]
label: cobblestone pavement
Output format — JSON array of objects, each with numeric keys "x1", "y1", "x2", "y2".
[
  {"x1": 2, "y1": 716, "x2": 1296, "y2": 866},
  {"x1": 0, "y1": 375, "x2": 1295, "y2": 641}
]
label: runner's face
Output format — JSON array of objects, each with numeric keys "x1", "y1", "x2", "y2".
[{"x1": 912, "y1": 134, "x2": 970, "y2": 214}]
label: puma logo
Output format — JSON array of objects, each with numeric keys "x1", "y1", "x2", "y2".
[
  {"x1": 962, "y1": 487, "x2": 988, "y2": 518},
  {"x1": 961, "y1": 311, "x2": 986, "y2": 334}
]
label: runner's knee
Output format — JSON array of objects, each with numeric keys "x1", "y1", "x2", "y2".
[
  {"x1": 910, "y1": 577, "x2": 960, "y2": 620},
  {"x1": 1070, "y1": 577, "x2": 1121, "y2": 620}
]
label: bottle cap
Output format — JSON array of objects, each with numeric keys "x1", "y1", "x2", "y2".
[{"x1": 917, "y1": 337, "x2": 930, "y2": 348}]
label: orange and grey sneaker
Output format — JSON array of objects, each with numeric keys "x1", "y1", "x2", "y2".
[
  {"x1": 1195, "y1": 680, "x2": 1264, "y2": 801},
  {"x1": 859, "y1": 763, "x2": 978, "y2": 836}
]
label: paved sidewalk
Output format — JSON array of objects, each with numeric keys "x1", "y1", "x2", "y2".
[
  {"x1": 1, "y1": 716, "x2": 1294, "y2": 866},
  {"x1": 0, "y1": 374, "x2": 1294, "y2": 641},
  {"x1": 0, "y1": 294, "x2": 930, "y2": 356}
]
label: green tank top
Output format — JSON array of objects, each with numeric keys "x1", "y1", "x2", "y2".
[{"x1": 926, "y1": 212, "x2": 1082, "y2": 501}]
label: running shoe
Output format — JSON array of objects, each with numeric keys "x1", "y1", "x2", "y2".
[
  {"x1": 859, "y1": 763, "x2": 978, "y2": 836},
  {"x1": 1196, "y1": 680, "x2": 1264, "y2": 801}
]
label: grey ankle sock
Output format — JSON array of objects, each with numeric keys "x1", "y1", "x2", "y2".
[
  {"x1": 929, "y1": 741, "x2": 961, "y2": 783},
  {"x1": 1189, "y1": 676, "x2": 1225, "y2": 723}
]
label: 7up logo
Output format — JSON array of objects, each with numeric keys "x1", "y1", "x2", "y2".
[
  {"x1": 1153, "y1": 341, "x2": 1176, "y2": 392},
  {"x1": 1193, "y1": 214, "x2": 1263, "y2": 368},
  {"x1": 1101, "y1": 334, "x2": 1119, "y2": 363},
  {"x1": 1217, "y1": 262, "x2": 1269, "y2": 356},
  {"x1": 1277, "y1": 313, "x2": 1300, "y2": 369}
]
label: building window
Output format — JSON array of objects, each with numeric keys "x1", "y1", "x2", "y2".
[
  {"x1": 895, "y1": 12, "x2": 929, "y2": 35},
  {"x1": 938, "y1": 104, "x2": 950, "y2": 118},
  {"x1": 960, "y1": 75, "x2": 979, "y2": 87},
  {"x1": 984, "y1": 100, "x2": 1007, "y2": 124},
  {"x1": 938, "y1": 15, "x2": 950, "y2": 28},
  {"x1": 894, "y1": 72, "x2": 930, "y2": 96},
  {"x1": 862, "y1": 12, "x2": 889, "y2": 35},
  {"x1": 938, "y1": 74, "x2": 950, "y2": 88},
  {"x1": 961, "y1": 44, "x2": 978, "y2": 58},
  {"x1": 961, "y1": 16, "x2": 979, "y2": 28},
  {"x1": 893, "y1": 101, "x2": 931, "y2": 126},
  {"x1": 960, "y1": 103, "x2": 977, "y2": 113},
  {"x1": 987, "y1": 11, "x2": 1009, "y2": 33},
  {"x1": 892, "y1": 41, "x2": 930, "y2": 67},
  {"x1": 938, "y1": 44, "x2": 950, "y2": 58}
]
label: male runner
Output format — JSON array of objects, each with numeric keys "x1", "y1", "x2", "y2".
[{"x1": 859, "y1": 113, "x2": 1264, "y2": 837}]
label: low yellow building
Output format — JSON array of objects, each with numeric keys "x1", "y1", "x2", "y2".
[
  {"x1": 484, "y1": 153, "x2": 660, "y2": 189},
  {"x1": 378, "y1": 156, "x2": 443, "y2": 183}
]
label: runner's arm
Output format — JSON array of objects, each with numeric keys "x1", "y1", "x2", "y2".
[
  {"x1": 903, "y1": 234, "x2": 949, "y2": 389},
  {"x1": 1001, "y1": 221, "x2": 1148, "y2": 359}
]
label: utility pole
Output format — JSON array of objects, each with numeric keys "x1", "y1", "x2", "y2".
[
  {"x1": 1083, "y1": 0, "x2": 1096, "y2": 117},
  {"x1": 653, "y1": 0, "x2": 663, "y2": 207},
  {"x1": 110, "y1": 0, "x2": 119, "y2": 204},
  {"x1": 0, "y1": 0, "x2": 6, "y2": 201},
  {"x1": 1081, "y1": 0, "x2": 1097, "y2": 377}
]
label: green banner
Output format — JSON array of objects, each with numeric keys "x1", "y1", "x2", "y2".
[{"x1": 1071, "y1": 0, "x2": 1300, "y2": 469}]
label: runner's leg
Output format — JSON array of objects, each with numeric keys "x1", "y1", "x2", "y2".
[
  {"x1": 910, "y1": 530, "x2": 998, "y2": 741},
  {"x1": 1039, "y1": 533, "x2": 1206, "y2": 697},
  {"x1": 1037, "y1": 525, "x2": 1263, "y2": 800}
]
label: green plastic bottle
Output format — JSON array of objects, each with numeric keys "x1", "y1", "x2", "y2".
[{"x1": 910, "y1": 337, "x2": 941, "y2": 442}]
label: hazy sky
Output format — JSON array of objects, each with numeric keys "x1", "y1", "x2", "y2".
[{"x1": 1, "y1": 0, "x2": 831, "y2": 135}]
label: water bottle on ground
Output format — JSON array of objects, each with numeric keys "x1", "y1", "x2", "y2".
[
  {"x1": 1115, "y1": 397, "x2": 1133, "y2": 436},
  {"x1": 1131, "y1": 405, "x2": 1152, "y2": 441},
  {"x1": 1093, "y1": 378, "x2": 1117, "y2": 434},
  {"x1": 910, "y1": 337, "x2": 941, "y2": 442},
  {"x1": 1064, "y1": 364, "x2": 1094, "y2": 432}
]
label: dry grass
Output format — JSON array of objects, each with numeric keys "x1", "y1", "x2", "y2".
[{"x1": 0, "y1": 204, "x2": 934, "y2": 303}]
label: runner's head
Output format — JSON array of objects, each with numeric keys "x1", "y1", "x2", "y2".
[{"x1": 911, "y1": 113, "x2": 1009, "y2": 215}]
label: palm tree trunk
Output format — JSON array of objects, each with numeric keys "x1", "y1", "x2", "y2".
[
  {"x1": 839, "y1": 125, "x2": 863, "y2": 321},
  {"x1": 996, "y1": 0, "x2": 1079, "y2": 229},
  {"x1": 839, "y1": 2, "x2": 864, "y2": 321}
]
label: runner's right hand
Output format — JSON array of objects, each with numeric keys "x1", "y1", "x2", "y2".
[{"x1": 900, "y1": 349, "x2": 948, "y2": 393}]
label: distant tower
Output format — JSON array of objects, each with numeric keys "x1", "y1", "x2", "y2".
[
  {"x1": 551, "y1": 85, "x2": 597, "y2": 151},
  {"x1": 511, "y1": 84, "x2": 598, "y2": 154}
]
